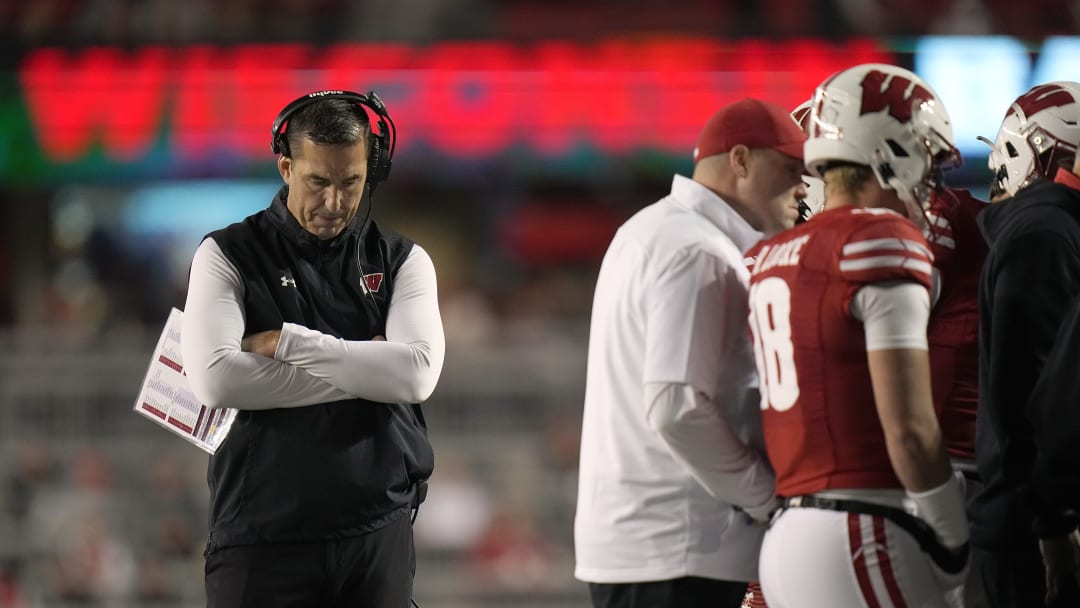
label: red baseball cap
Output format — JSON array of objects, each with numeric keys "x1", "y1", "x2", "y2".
[{"x1": 693, "y1": 98, "x2": 806, "y2": 163}]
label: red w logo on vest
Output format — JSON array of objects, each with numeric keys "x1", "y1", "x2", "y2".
[
  {"x1": 1007, "y1": 83, "x2": 1076, "y2": 120},
  {"x1": 363, "y1": 273, "x2": 383, "y2": 294},
  {"x1": 859, "y1": 69, "x2": 934, "y2": 123}
]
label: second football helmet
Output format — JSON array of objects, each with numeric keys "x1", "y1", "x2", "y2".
[
  {"x1": 805, "y1": 63, "x2": 960, "y2": 214},
  {"x1": 984, "y1": 81, "x2": 1080, "y2": 198},
  {"x1": 791, "y1": 99, "x2": 825, "y2": 222}
]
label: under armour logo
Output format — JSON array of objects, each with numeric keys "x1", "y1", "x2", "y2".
[{"x1": 280, "y1": 275, "x2": 296, "y2": 288}]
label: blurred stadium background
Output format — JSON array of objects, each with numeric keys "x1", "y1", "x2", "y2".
[{"x1": 0, "y1": 1, "x2": 1076, "y2": 606}]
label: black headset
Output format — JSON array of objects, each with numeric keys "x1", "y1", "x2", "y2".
[{"x1": 270, "y1": 90, "x2": 396, "y2": 187}]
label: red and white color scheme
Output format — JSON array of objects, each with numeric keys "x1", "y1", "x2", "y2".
[
  {"x1": 741, "y1": 582, "x2": 769, "y2": 608},
  {"x1": 18, "y1": 40, "x2": 892, "y2": 164},
  {"x1": 986, "y1": 80, "x2": 1080, "y2": 197},
  {"x1": 362, "y1": 272, "x2": 384, "y2": 294},
  {"x1": 746, "y1": 207, "x2": 933, "y2": 497},
  {"x1": 746, "y1": 207, "x2": 949, "y2": 607},
  {"x1": 925, "y1": 188, "x2": 987, "y2": 462},
  {"x1": 758, "y1": 508, "x2": 950, "y2": 608},
  {"x1": 805, "y1": 64, "x2": 960, "y2": 218}
]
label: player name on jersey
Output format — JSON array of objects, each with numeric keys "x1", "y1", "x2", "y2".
[{"x1": 751, "y1": 234, "x2": 812, "y2": 274}]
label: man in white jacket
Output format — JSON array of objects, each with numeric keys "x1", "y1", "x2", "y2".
[{"x1": 574, "y1": 98, "x2": 806, "y2": 608}]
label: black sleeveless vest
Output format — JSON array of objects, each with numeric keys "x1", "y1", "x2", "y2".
[{"x1": 203, "y1": 186, "x2": 433, "y2": 552}]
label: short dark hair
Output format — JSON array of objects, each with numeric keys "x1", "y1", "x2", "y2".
[{"x1": 283, "y1": 99, "x2": 372, "y2": 158}]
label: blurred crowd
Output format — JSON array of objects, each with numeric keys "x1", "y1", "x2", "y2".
[
  {"x1": 0, "y1": 416, "x2": 584, "y2": 606},
  {"x1": 0, "y1": 441, "x2": 205, "y2": 606},
  {"x1": 1, "y1": 0, "x2": 1076, "y2": 50}
]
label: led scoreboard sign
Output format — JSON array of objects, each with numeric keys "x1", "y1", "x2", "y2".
[
  {"x1": 15, "y1": 39, "x2": 890, "y2": 170},
  {"x1": 9, "y1": 36, "x2": 1078, "y2": 181}
]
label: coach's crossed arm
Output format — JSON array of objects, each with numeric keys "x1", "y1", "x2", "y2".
[
  {"x1": 271, "y1": 246, "x2": 445, "y2": 405},
  {"x1": 182, "y1": 238, "x2": 356, "y2": 410}
]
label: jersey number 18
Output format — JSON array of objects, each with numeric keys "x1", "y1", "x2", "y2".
[{"x1": 749, "y1": 277, "x2": 800, "y2": 412}]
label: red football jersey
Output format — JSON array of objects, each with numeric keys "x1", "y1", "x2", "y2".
[
  {"x1": 747, "y1": 207, "x2": 934, "y2": 497},
  {"x1": 925, "y1": 188, "x2": 987, "y2": 461}
]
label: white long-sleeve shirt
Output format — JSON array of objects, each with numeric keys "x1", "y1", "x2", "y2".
[
  {"x1": 575, "y1": 175, "x2": 776, "y2": 584},
  {"x1": 181, "y1": 237, "x2": 445, "y2": 410}
]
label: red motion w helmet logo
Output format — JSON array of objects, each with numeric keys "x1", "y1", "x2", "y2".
[
  {"x1": 859, "y1": 70, "x2": 933, "y2": 122},
  {"x1": 1007, "y1": 84, "x2": 1075, "y2": 120}
]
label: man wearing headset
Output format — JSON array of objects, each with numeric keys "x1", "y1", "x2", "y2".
[{"x1": 181, "y1": 90, "x2": 445, "y2": 608}]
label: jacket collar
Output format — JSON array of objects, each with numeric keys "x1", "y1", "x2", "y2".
[
  {"x1": 266, "y1": 185, "x2": 366, "y2": 254},
  {"x1": 669, "y1": 175, "x2": 763, "y2": 253}
]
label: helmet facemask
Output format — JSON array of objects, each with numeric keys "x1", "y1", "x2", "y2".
[
  {"x1": 790, "y1": 99, "x2": 825, "y2": 222},
  {"x1": 869, "y1": 100, "x2": 961, "y2": 228}
]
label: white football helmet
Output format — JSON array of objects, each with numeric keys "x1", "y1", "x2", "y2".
[
  {"x1": 805, "y1": 63, "x2": 960, "y2": 216},
  {"x1": 791, "y1": 99, "x2": 825, "y2": 222},
  {"x1": 983, "y1": 81, "x2": 1080, "y2": 198}
]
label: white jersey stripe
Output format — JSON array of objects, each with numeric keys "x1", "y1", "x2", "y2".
[
  {"x1": 902, "y1": 259, "x2": 934, "y2": 277},
  {"x1": 841, "y1": 238, "x2": 933, "y2": 260},
  {"x1": 927, "y1": 233, "x2": 957, "y2": 250},
  {"x1": 839, "y1": 256, "x2": 933, "y2": 277},
  {"x1": 924, "y1": 212, "x2": 951, "y2": 229}
]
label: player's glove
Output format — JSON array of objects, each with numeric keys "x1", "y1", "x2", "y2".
[{"x1": 908, "y1": 475, "x2": 970, "y2": 592}]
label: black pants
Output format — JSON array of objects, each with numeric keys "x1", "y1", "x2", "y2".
[
  {"x1": 589, "y1": 576, "x2": 748, "y2": 608},
  {"x1": 205, "y1": 513, "x2": 415, "y2": 608},
  {"x1": 974, "y1": 543, "x2": 1080, "y2": 608}
]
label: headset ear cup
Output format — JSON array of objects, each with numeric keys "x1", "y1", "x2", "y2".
[
  {"x1": 373, "y1": 118, "x2": 392, "y2": 183},
  {"x1": 368, "y1": 136, "x2": 383, "y2": 184},
  {"x1": 369, "y1": 130, "x2": 391, "y2": 184}
]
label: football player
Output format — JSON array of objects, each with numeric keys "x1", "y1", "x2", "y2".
[
  {"x1": 747, "y1": 64, "x2": 968, "y2": 607},
  {"x1": 971, "y1": 80, "x2": 1080, "y2": 608},
  {"x1": 739, "y1": 96, "x2": 989, "y2": 608}
]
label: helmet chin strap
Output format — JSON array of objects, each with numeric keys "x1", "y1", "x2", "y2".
[{"x1": 888, "y1": 175, "x2": 931, "y2": 230}]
